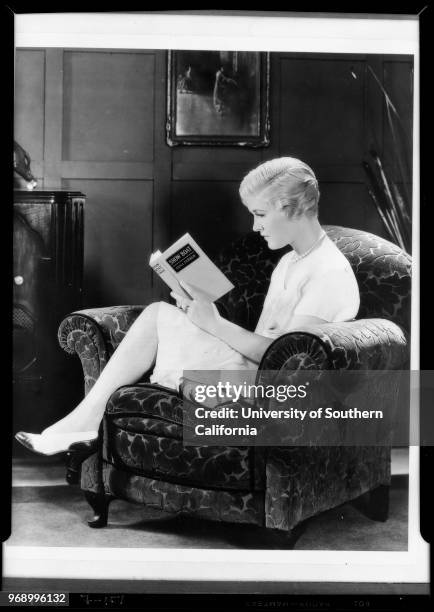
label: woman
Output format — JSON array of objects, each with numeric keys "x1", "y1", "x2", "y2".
[{"x1": 16, "y1": 157, "x2": 360, "y2": 455}]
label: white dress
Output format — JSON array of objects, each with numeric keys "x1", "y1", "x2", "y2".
[{"x1": 149, "y1": 235, "x2": 360, "y2": 391}]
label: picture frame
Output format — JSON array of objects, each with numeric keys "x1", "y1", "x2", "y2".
[{"x1": 166, "y1": 50, "x2": 270, "y2": 147}]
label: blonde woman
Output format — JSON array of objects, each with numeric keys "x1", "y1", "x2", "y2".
[{"x1": 16, "y1": 157, "x2": 360, "y2": 455}]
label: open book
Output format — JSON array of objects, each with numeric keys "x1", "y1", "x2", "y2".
[{"x1": 149, "y1": 233, "x2": 234, "y2": 302}]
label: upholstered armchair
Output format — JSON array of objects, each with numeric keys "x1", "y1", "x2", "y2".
[{"x1": 58, "y1": 225, "x2": 411, "y2": 535}]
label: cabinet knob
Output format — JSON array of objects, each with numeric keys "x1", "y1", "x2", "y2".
[{"x1": 14, "y1": 275, "x2": 24, "y2": 286}]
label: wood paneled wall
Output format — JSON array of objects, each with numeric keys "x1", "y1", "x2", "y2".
[{"x1": 14, "y1": 49, "x2": 413, "y2": 308}]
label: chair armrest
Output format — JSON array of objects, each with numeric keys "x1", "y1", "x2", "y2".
[
  {"x1": 258, "y1": 318, "x2": 408, "y2": 376},
  {"x1": 58, "y1": 305, "x2": 145, "y2": 393},
  {"x1": 257, "y1": 318, "x2": 405, "y2": 531}
]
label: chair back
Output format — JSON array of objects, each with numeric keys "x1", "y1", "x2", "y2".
[{"x1": 216, "y1": 225, "x2": 411, "y2": 334}]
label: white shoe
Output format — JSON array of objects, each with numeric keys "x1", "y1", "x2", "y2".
[{"x1": 15, "y1": 431, "x2": 98, "y2": 456}]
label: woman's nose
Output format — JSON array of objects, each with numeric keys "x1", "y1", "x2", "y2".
[{"x1": 253, "y1": 219, "x2": 262, "y2": 232}]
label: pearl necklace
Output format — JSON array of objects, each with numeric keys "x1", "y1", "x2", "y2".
[{"x1": 292, "y1": 231, "x2": 326, "y2": 263}]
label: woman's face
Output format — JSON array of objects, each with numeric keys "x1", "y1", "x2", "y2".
[{"x1": 244, "y1": 192, "x2": 299, "y2": 250}]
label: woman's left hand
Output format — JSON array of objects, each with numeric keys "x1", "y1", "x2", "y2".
[{"x1": 180, "y1": 281, "x2": 221, "y2": 335}]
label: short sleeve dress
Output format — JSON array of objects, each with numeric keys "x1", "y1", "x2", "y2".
[{"x1": 150, "y1": 235, "x2": 360, "y2": 391}]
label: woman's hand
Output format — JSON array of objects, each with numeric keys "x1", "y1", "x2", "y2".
[
  {"x1": 171, "y1": 281, "x2": 274, "y2": 362},
  {"x1": 170, "y1": 290, "x2": 192, "y2": 312},
  {"x1": 171, "y1": 282, "x2": 221, "y2": 336},
  {"x1": 187, "y1": 297, "x2": 221, "y2": 336}
]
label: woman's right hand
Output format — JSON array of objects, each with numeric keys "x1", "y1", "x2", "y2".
[{"x1": 170, "y1": 291, "x2": 192, "y2": 313}]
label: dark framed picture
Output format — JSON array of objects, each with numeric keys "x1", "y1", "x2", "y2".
[{"x1": 167, "y1": 50, "x2": 270, "y2": 147}]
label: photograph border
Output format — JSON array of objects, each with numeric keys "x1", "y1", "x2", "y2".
[{"x1": 5, "y1": 7, "x2": 431, "y2": 601}]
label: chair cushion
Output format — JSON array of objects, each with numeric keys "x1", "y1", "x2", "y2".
[{"x1": 105, "y1": 383, "x2": 259, "y2": 491}]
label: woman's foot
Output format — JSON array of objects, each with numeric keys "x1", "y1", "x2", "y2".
[{"x1": 15, "y1": 430, "x2": 98, "y2": 456}]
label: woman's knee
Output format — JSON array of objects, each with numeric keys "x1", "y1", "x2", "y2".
[
  {"x1": 144, "y1": 302, "x2": 160, "y2": 317},
  {"x1": 135, "y1": 301, "x2": 178, "y2": 331},
  {"x1": 133, "y1": 302, "x2": 160, "y2": 328}
]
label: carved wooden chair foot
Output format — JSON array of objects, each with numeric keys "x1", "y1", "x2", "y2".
[{"x1": 84, "y1": 491, "x2": 115, "y2": 528}]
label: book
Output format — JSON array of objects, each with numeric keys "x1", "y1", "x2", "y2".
[{"x1": 149, "y1": 233, "x2": 234, "y2": 302}]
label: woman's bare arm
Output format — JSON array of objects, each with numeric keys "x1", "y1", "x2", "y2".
[
  {"x1": 212, "y1": 314, "x2": 327, "y2": 364},
  {"x1": 172, "y1": 285, "x2": 327, "y2": 364}
]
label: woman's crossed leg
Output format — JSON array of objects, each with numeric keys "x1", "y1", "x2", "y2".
[{"x1": 16, "y1": 302, "x2": 160, "y2": 454}]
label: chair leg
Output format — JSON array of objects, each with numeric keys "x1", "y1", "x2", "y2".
[
  {"x1": 353, "y1": 484, "x2": 390, "y2": 521},
  {"x1": 265, "y1": 520, "x2": 309, "y2": 549},
  {"x1": 282, "y1": 521, "x2": 308, "y2": 548},
  {"x1": 84, "y1": 491, "x2": 114, "y2": 528}
]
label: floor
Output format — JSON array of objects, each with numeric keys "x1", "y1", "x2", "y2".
[
  {"x1": 4, "y1": 449, "x2": 426, "y2": 595},
  {"x1": 7, "y1": 449, "x2": 409, "y2": 551}
]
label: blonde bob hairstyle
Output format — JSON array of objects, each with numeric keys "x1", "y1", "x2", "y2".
[{"x1": 239, "y1": 157, "x2": 320, "y2": 219}]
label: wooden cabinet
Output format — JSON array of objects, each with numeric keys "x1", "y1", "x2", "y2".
[{"x1": 13, "y1": 190, "x2": 85, "y2": 436}]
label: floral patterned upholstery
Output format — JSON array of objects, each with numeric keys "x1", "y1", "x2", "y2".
[
  {"x1": 215, "y1": 226, "x2": 411, "y2": 334},
  {"x1": 59, "y1": 225, "x2": 411, "y2": 532},
  {"x1": 59, "y1": 306, "x2": 144, "y2": 393},
  {"x1": 81, "y1": 453, "x2": 264, "y2": 526},
  {"x1": 103, "y1": 383, "x2": 261, "y2": 491}
]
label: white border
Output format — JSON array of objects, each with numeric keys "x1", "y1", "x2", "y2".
[
  {"x1": 15, "y1": 12, "x2": 418, "y2": 54},
  {"x1": 7, "y1": 11, "x2": 428, "y2": 586}
]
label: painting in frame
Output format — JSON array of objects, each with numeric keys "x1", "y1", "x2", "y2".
[{"x1": 167, "y1": 50, "x2": 270, "y2": 147}]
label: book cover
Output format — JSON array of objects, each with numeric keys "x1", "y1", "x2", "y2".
[{"x1": 150, "y1": 233, "x2": 234, "y2": 301}]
